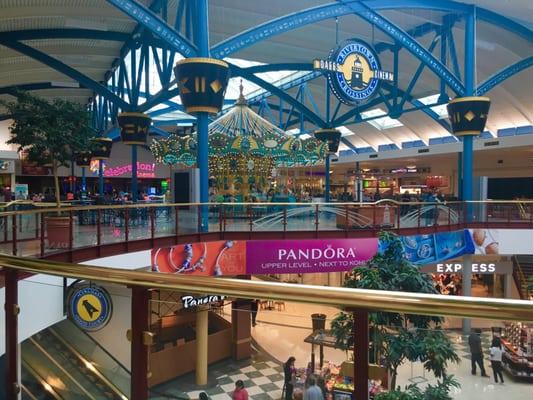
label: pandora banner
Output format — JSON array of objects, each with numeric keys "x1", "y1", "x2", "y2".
[{"x1": 246, "y1": 238, "x2": 378, "y2": 275}]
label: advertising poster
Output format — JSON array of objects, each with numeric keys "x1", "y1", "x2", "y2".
[
  {"x1": 152, "y1": 240, "x2": 246, "y2": 276},
  {"x1": 398, "y1": 230, "x2": 475, "y2": 265},
  {"x1": 246, "y1": 238, "x2": 379, "y2": 275},
  {"x1": 151, "y1": 230, "x2": 473, "y2": 276},
  {"x1": 468, "y1": 228, "x2": 533, "y2": 255}
]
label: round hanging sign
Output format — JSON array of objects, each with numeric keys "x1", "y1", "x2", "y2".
[
  {"x1": 68, "y1": 284, "x2": 113, "y2": 332},
  {"x1": 314, "y1": 39, "x2": 394, "y2": 105}
]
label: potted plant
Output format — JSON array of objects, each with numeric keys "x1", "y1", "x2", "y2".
[
  {"x1": 2, "y1": 92, "x2": 93, "y2": 248},
  {"x1": 331, "y1": 231, "x2": 460, "y2": 392}
]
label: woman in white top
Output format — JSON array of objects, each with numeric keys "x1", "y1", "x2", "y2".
[{"x1": 489, "y1": 337, "x2": 505, "y2": 384}]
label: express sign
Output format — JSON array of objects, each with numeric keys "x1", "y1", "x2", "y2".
[{"x1": 421, "y1": 262, "x2": 513, "y2": 275}]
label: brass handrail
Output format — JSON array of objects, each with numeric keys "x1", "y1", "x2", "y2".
[
  {"x1": 1, "y1": 254, "x2": 532, "y2": 322},
  {"x1": 0, "y1": 199, "x2": 529, "y2": 217}
]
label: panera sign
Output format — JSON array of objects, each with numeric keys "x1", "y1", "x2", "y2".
[{"x1": 420, "y1": 261, "x2": 513, "y2": 275}]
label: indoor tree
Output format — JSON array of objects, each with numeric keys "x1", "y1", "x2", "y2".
[
  {"x1": 331, "y1": 231, "x2": 460, "y2": 392},
  {"x1": 1, "y1": 91, "x2": 93, "y2": 206}
]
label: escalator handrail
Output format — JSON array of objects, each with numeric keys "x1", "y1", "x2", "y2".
[
  {"x1": 28, "y1": 337, "x2": 97, "y2": 400},
  {"x1": 21, "y1": 360, "x2": 63, "y2": 400},
  {"x1": 49, "y1": 326, "x2": 129, "y2": 400},
  {"x1": 58, "y1": 319, "x2": 130, "y2": 374}
]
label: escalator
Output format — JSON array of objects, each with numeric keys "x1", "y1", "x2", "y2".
[{"x1": 21, "y1": 319, "x2": 129, "y2": 400}]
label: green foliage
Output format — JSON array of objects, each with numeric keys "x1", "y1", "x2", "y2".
[
  {"x1": 331, "y1": 231, "x2": 460, "y2": 389},
  {"x1": 1, "y1": 92, "x2": 93, "y2": 205},
  {"x1": 528, "y1": 276, "x2": 533, "y2": 292},
  {"x1": 375, "y1": 375, "x2": 460, "y2": 400},
  {"x1": 1, "y1": 91, "x2": 92, "y2": 168}
]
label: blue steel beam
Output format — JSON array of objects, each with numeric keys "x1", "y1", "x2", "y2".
[
  {"x1": 211, "y1": 0, "x2": 532, "y2": 58},
  {"x1": 105, "y1": 0, "x2": 197, "y2": 57},
  {"x1": 337, "y1": 0, "x2": 464, "y2": 94},
  {"x1": 477, "y1": 56, "x2": 533, "y2": 95},
  {"x1": 0, "y1": 39, "x2": 131, "y2": 110}
]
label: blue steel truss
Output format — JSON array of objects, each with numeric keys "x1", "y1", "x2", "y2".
[
  {"x1": 0, "y1": 38, "x2": 131, "y2": 110},
  {"x1": 104, "y1": 0, "x2": 197, "y2": 57},
  {"x1": 211, "y1": 0, "x2": 532, "y2": 57},
  {"x1": 477, "y1": 56, "x2": 533, "y2": 95},
  {"x1": 1, "y1": 0, "x2": 529, "y2": 147}
]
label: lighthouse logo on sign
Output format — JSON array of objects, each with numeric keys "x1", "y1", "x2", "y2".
[{"x1": 314, "y1": 39, "x2": 394, "y2": 104}]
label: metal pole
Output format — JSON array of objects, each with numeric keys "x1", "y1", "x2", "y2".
[
  {"x1": 132, "y1": 144, "x2": 138, "y2": 202},
  {"x1": 99, "y1": 159, "x2": 104, "y2": 197},
  {"x1": 131, "y1": 286, "x2": 150, "y2": 400},
  {"x1": 457, "y1": 152, "x2": 462, "y2": 200},
  {"x1": 81, "y1": 166, "x2": 87, "y2": 192},
  {"x1": 462, "y1": 9, "x2": 475, "y2": 213},
  {"x1": 196, "y1": 0, "x2": 210, "y2": 232},
  {"x1": 196, "y1": 307, "x2": 209, "y2": 385},
  {"x1": 353, "y1": 310, "x2": 369, "y2": 400},
  {"x1": 5, "y1": 268, "x2": 20, "y2": 399},
  {"x1": 325, "y1": 155, "x2": 331, "y2": 202}
]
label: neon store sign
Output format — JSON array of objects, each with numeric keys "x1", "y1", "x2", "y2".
[{"x1": 89, "y1": 160, "x2": 156, "y2": 178}]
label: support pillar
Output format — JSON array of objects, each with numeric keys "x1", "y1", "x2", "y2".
[
  {"x1": 131, "y1": 286, "x2": 150, "y2": 400},
  {"x1": 98, "y1": 160, "x2": 104, "y2": 197},
  {"x1": 457, "y1": 153, "x2": 462, "y2": 200},
  {"x1": 70, "y1": 162, "x2": 75, "y2": 193},
  {"x1": 325, "y1": 155, "x2": 331, "y2": 202},
  {"x1": 462, "y1": 9, "x2": 475, "y2": 215},
  {"x1": 355, "y1": 162, "x2": 362, "y2": 203},
  {"x1": 196, "y1": 307, "x2": 209, "y2": 385},
  {"x1": 81, "y1": 167, "x2": 87, "y2": 192},
  {"x1": 5, "y1": 268, "x2": 20, "y2": 399},
  {"x1": 353, "y1": 310, "x2": 369, "y2": 400},
  {"x1": 196, "y1": 0, "x2": 210, "y2": 232},
  {"x1": 504, "y1": 273, "x2": 513, "y2": 299},
  {"x1": 131, "y1": 145, "x2": 138, "y2": 202},
  {"x1": 231, "y1": 300, "x2": 251, "y2": 360},
  {"x1": 462, "y1": 254, "x2": 473, "y2": 334}
]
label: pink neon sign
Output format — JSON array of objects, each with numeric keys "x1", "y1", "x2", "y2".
[{"x1": 104, "y1": 162, "x2": 156, "y2": 178}]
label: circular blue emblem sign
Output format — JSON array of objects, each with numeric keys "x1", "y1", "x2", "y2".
[
  {"x1": 68, "y1": 284, "x2": 113, "y2": 331},
  {"x1": 327, "y1": 39, "x2": 388, "y2": 105}
]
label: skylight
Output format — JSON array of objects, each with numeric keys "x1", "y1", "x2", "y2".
[
  {"x1": 360, "y1": 108, "x2": 403, "y2": 130},
  {"x1": 336, "y1": 126, "x2": 355, "y2": 137},
  {"x1": 417, "y1": 94, "x2": 449, "y2": 119}
]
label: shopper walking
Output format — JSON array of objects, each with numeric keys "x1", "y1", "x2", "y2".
[
  {"x1": 232, "y1": 380, "x2": 249, "y2": 400},
  {"x1": 284, "y1": 356, "x2": 296, "y2": 400},
  {"x1": 468, "y1": 328, "x2": 489, "y2": 377},
  {"x1": 489, "y1": 337, "x2": 505, "y2": 384},
  {"x1": 304, "y1": 375, "x2": 324, "y2": 400},
  {"x1": 251, "y1": 299, "x2": 259, "y2": 327}
]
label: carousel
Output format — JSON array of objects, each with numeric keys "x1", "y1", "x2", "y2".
[{"x1": 151, "y1": 83, "x2": 328, "y2": 200}]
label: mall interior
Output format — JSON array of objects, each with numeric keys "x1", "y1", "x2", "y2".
[{"x1": 0, "y1": 1, "x2": 532, "y2": 399}]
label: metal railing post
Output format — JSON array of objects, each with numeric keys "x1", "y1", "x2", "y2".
[
  {"x1": 5, "y1": 268, "x2": 20, "y2": 399},
  {"x1": 125, "y1": 209, "x2": 130, "y2": 246},
  {"x1": 68, "y1": 211, "x2": 73, "y2": 255},
  {"x1": 353, "y1": 310, "x2": 369, "y2": 400},
  {"x1": 175, "y1": 206, "x2": 179, "y2": 243},
  {"x1": 315, "y1": 204, "x2": 319, "y2": 237},
  {"x1": 130, "y1": 286, "x2": 150, "y2": 400},
  {"x1": 11, "y1": 214, "x2": 17, "y2": 256}
]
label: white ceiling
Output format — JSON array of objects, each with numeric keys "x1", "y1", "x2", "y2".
[{"x1": 0, "y1": 0, "x2": 531, "y2": 151}]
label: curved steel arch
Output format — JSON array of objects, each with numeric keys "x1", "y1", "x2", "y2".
[
  {"x1": 105, "y1": 0, "x2": 197, "y2": 57},
  {"x1": 0, "y1": 39, "x2": 131, "y2": 110},
  {"x1": 212, "y1": 0, "x2": 531, "y2": 59},
  {"x1": 477, "y1": 56, "x2": 533, "y2": 95}
]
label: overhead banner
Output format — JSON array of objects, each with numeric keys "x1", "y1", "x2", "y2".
[
  {"x1": 246, "y1": 238, "x2": 378, "y2": 275},
  {"x1": 151, "y1": 230, "x2": 474, "y2": 276}
]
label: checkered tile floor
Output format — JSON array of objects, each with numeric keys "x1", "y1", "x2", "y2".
[{"x1": 152, "y1": 355, "x2": 285, "y2": 400}]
